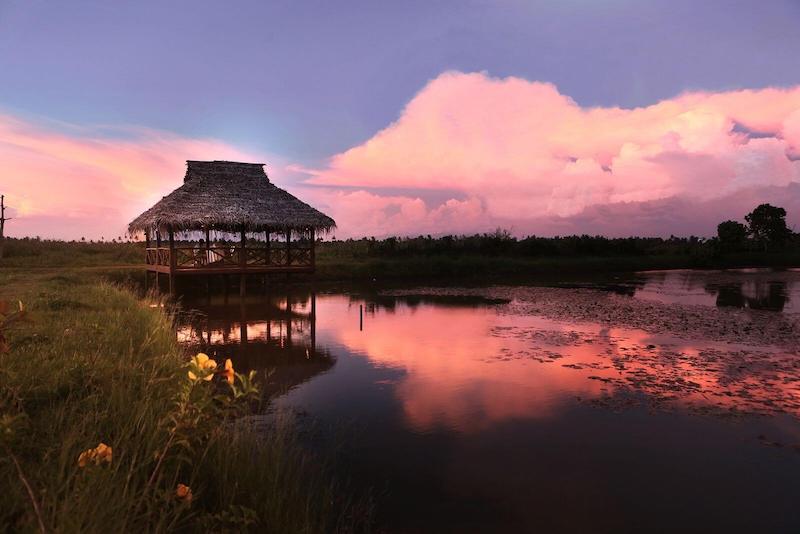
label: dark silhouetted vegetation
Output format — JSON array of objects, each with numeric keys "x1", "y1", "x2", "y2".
[
  {"x1": 744, "y1": 203, "x2": 793, "y2": 251},
  {"x1": 311, "y1": 204, "x2": 797, "y2": 280},
  {"x1": 716, "y1": 220, "x2": 749, "y2": 252},
  {"x1": 321, "y1": 230, "x2": 715, "y2": 260},
  {"x1": 1, "y1": 204, "x2": 797, "y2": 282}
]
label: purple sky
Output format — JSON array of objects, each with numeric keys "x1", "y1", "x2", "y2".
[{"x1": 2, "y1": 0, "x2": 800, "y2": 239}]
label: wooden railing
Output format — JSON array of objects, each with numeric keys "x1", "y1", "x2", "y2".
[
  {"x1": 146, "y1": 247, "x2": 171, "y2": 266},
  {"x1": 145, "y1": 246, "x2": 313, "y2": 270}
]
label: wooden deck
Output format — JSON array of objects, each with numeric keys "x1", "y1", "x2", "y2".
[
  {"x1": 145, "y1": 243, "x2": 315, "y2": 295},
  {"x1": 145, "y1": 245, "x2": 315, "y2": 275}
]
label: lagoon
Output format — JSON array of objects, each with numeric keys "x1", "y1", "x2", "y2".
[{"x1": 178, "y1": 268, "x2": 800, "y2": 532}]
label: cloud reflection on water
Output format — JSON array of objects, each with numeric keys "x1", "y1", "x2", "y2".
[
  {"x1": 175, "y1": 286, "x2": 800, "y2": 435},
  {"x1": 319, "y1": 295, "x2": 800, "y2": 433}
]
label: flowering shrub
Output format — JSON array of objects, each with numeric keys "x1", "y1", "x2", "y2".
[
  {"x1": 68, "y1": 351, "x2": 259, "y2": 528},
  {"x1": 144, "y1": 352, "x2": 259, "y2": 512}
]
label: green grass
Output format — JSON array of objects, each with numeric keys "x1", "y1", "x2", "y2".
[
  {"x1": 2, "y1": 237, "x2": 799, "y2": 284},
  {"x1": 0, "y1": 270, "x2": 371, "y2": 533},
  {"x1": 0, "y1": 238, "x2": 142, "y2": 268}
]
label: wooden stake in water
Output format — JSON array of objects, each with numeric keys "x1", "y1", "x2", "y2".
[{"x1": 359, "y1": 304, "x2": 363, "y2": 331}]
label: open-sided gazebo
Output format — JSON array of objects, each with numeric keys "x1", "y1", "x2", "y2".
[{"x1": 129, "y1": 160, "x2": 335, "y2": 295}]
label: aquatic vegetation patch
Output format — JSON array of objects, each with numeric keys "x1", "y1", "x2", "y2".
[{"x1": 490, "y1": 321, "x2": 800, "y2": 420}]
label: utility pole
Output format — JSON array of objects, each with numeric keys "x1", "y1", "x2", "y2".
[{"x1": 0, "y1": 195, "x2": 10, "y2": 260}]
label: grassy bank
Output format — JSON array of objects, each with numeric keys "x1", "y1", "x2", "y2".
[
  {"x1": 0, "y1": 269, "x2": 369, "y2": 533},
  {"x1": 0, "y1": 238, "x2": 141, "y2": 268}
]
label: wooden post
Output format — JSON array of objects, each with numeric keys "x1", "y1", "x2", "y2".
[
  {"x1": 0, "y1": 194, "x2": 9, "y2": 260},
  {"x1": 154, "y1": 223, "x2": 161, "y2": 293},
  {"x1": 310, "y1": 292, "x2": 316, "y2": 353},
  {"x1": 204, "y1": 226, "x2": 211, "y2": 299},
  {"x1": 285, "y1": 229, "x2": 291, "y2": 266},
  {"x1": 240, "y1": 302, "x2": 248, "y2": 345},
  {"x1": 265, "y1": 230, "x2": 271, "y2": 265},
  {"x1": 205, "y1": 227, "x2": 210, "y2": 263},
  {"x1": 144, "y1": 228, "x2": 151, "y2": 293},
  {"x1": 155, "y1": 227, "x2": 161, "y2": 280},
  {"x1": 310, "y1": 228, "x2": 316, "y2": 270},
  {"x1": 239, "y1": 226, "x2": 247, "y2": 298},
  {"x1": 264, "y1": 230, "x2": 270, "y2": 291},
  {"x1": 266, "y1": 287, "x2": 272, "y2": 342},
  {"x1": 168, "y1": 226, "x2": 176, "y2": 296},
  {"x1": 144, "y1": 230, "x2": 150, "y2": 276},
  {"x1": 286, "y1": 291, "x2": 292, "y2": 347}
]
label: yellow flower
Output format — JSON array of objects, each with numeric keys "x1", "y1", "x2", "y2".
[
  {"x1": 195, "y1": 353, "x2": 218, "y2": 371},
  {"x1": 221, "y1": 358, "x2": 235, "y2": 385},
  {"x1": 176, "y1": 483, "x2": 193, "y2": 504},
  {"x1": 77, "y1": 442, "x2": 112, "y2": 467},
  {"x1": 187, "y1": 353, "x2": 217, "y2": 382}
]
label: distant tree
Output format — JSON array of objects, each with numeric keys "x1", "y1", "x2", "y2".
[
  {"x1": 717, "y1": 220, "x2": 748, "y2": 252},
  {"x1": 745, "y1": 204, "x2": 791, "y2": 250}
]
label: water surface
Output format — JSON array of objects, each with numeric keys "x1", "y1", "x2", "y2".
[{"x1": 178, "y1": 269, "x2": 800, "y2": 532}]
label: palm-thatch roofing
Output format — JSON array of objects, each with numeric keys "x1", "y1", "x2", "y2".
[{"x1": 128, "y1": 161, "x2": 335, "y2": 234}]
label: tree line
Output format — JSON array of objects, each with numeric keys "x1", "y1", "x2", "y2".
[{"x1": 322, "y1": 203, "x2": 797, "y2": 259}]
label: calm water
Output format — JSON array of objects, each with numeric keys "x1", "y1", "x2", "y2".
[{"x1": 178, "y1": 269, "x2": 800, "y2": 533}]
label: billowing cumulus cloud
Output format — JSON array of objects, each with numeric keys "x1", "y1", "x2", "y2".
[
  {"x1": 4, "y1": 72, "x2": 800, "y2": 240},
  {"x1": 308, "y1": 71, "x2": 800, "y2": 237}
]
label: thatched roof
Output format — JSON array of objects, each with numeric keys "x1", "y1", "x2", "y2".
[{"x1": 129, "y1": 161, "x2": 335, "y2": 234}]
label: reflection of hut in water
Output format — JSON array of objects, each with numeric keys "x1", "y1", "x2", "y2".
[
  {"x1": 129, "y1": 160, "x2": 335, "y2": 295},
  {"x1": 178, "y1": 291, "x2": 333, "y2": 397}
]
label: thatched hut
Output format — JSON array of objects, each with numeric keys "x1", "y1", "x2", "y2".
[{"x1": 129, "y1": 160, "x2": 335, "y2": 295}]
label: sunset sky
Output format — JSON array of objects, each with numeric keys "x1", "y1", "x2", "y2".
[{"x1": 2, "y1": 0, "x2": 800, "y2": 239}]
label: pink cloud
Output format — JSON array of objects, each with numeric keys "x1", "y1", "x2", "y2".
[
  {"x1": 308, "y1": 71, "x2": 800, "y2": 237},
  {"x1": 4, "y1": 72, "x2": 800, "y2": 241},
  {"x1": 0, "y1": 113, "x2": 261, "y2": 240}
]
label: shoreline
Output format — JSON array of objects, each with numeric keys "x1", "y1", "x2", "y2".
[{"x1": 0, "y1": 268, "x2": 370, "y2": 532}]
